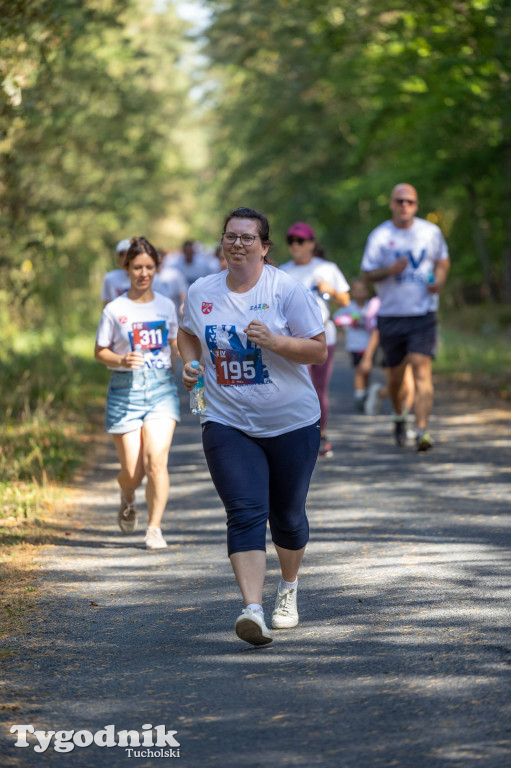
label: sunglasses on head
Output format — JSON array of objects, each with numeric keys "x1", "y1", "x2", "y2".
[{"x1": 287, "y1": 236, "x2": 306, "y2": 245}]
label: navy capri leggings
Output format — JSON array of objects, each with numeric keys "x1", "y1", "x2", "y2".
[{"x1": 202, "y1": 420, "x2": 320, "y2": 556}]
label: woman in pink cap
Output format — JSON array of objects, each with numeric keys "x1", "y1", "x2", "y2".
[{"x1": 280, "y1": 222, "x2": 350, "y2": 457}]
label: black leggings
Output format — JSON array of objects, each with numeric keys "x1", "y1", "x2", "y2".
[{"x1": 202, "y1": 420, "x2": 320, "y2": 556}]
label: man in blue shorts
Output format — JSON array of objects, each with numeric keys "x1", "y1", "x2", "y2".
[{"x1": 361, "y1": 183, "x2": 450, "y2": 451}]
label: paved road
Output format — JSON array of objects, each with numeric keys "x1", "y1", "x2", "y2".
[{"x1": 1, "y1": 352, "x2": 511, "y2": 768}]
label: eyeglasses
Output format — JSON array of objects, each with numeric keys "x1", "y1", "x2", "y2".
[
  {"x1": 222, "y1": 232, "x2": 261, "y2": 246},
  {"x1": 394, "y1": 198, "x2": 417, "y2": 205},
  {"x1": 287, "y1": 236, "x2": 306, "y2": 245}
]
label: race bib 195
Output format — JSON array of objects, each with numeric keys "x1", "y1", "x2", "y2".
[{"x1": 214, "y1": 348, "x2": 264, "y2": 386}]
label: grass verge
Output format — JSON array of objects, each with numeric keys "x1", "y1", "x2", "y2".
[
  {"x1": 437, "y1": 305, "x2": 511, "y2": 401},
  {"x1": 0, "y1": 333, "x2": 108, "y2": 639}
]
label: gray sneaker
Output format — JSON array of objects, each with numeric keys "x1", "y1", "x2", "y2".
[
  {"x1": 364, "y1": 383, "x2": 382, "y2": 415},
  {"x1": 271, "y1": 587, "x2": 299, "y2": 629},
  {"x1": 235, "y1": 608, "x2": 273, "y2": 645},
  {"x1": 118, "y1": 495, "x2": 137, "y2": 534}
]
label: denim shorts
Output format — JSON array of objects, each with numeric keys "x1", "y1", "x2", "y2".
[{"x1": 105, "y1": 368, "x2": 181, "y2": 434}]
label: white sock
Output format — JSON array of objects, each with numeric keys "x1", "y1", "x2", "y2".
[
  {"x1": 279, "y1": 578, "x2": 298, "y2": 592},
  {"x1": 246, "y1": 603, "x2": 263, "y2": 613},
  {"x1": 354, "y1": 389, "x2": 366, "y2": 400}
]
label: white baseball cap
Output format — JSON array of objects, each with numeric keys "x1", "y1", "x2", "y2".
[{"x1": 116, "y1": 238, "x2": 131, "y2": 253}]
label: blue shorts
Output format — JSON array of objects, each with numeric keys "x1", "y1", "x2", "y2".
[
  {"x1": 202, "y1": 420, "x2": 320, "y2": 556},
  {"x1": 105, "y1": 368, "x2": 180, "y2": 434},
  {"x1": 377, "y1": 313, "x2": 437, "y2": 368}
]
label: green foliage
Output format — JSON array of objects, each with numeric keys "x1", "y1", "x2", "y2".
[
  {"x1": 0, "y1": 425, "x2": 80, "y2": 484},
  {"x1": 437, "y1": 327, "x2": 511, "y2": 388},
  {"x1": 0, "y1": 0, "x2": 200, "y2": 332},
  {"x1": 436, "y1": 305, "x2": 511, "y2": 394},
  {"x1": 202, "y1": 0, "x2": 511, "y2": 292},
  {"x1": 0, "y1": 333, "x2": 108, "y2": 485}
]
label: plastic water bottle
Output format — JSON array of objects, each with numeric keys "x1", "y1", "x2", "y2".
[
  {"x1": 189, "y1": 360, "x2": 206, "y2": 415},
  {"x1": 134, "y1": 343, "x2": 145, "y2": 368}
]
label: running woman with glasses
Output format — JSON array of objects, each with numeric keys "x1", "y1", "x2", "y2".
[
  {"x1": 177, "y1": 207, "x2": 326, "y2": 646},
  {"x1": 95, "y1": 237, "x2": 180, "y2": 549},
  {"x1": 361, "y1": 183, "x2": 450, "y2": 451},
  {"x1": 280, "y1": 222, "x2": 350, "y2": 458}
]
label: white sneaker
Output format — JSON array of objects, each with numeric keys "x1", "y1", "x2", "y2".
[
  {"x1": 271, "y1": 587, "x2": 299, "y2": 629},
  {"x1": 118, "y1": 495, "x2": 137, "y2": 534},
  {"x1": 235, "y1": 608, "x2": 273, "y2": 645},
  {"x1": 364, "y1": 383, "x2": 382, "y2": 415},
  {"x1": 144, "y1": 526, "x2": 168, "y2": 550}
]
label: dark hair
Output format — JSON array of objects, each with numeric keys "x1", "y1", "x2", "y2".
[
  {"x1": 313, "y1": 243, "x2": 330, "y2": 261},
  {"x1": 124, "y1": 236, "x2": 161, "y2": 268},
  {"x1": 223, "y1": 206, "x2": 273, "y2": 263}
]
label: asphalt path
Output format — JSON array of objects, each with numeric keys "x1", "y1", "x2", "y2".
[{"x1": 1, "y1": 350, "x2": 511, "y2": 768}]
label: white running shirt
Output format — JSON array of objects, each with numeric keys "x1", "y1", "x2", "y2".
[
  {"x1": 361, "y1": 218, "x2": 449, "y2": 316},
  {"x1": 154, "y1": 266, "x2": 187, "y2": 312},
  {"x1": 164, "y1": 251, "x2": 220, "y2": 286},
  {"x1": 101, "y1": 269, "x2": 131, "y2": 303},
  {"x1": 180, "y1": 265, "x2": 324, "y2": 437},
  {"x1": 96, "y1": 292, "x2": 178, "y2": 371},
  {"x1": 279, "y1": 257, "x2": 349, "y2": 345},
  {"x1": 334, "y1": 300, "x2": 373, "y2": 352}
]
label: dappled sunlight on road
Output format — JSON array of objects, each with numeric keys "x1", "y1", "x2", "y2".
[{"x1": 3, "y1": 361, "x2": 511, "y2": 767}]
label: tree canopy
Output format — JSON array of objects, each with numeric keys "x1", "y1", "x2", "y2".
[
  {"x1": 1, "y1": 0, "x2": 198, "y2": 334},
  {"x1": 1, "y1": 0, "x2": 509, "y2": 337},
  {"x1": 202, "y1": 0, "x2": 510, "y2": 298}
]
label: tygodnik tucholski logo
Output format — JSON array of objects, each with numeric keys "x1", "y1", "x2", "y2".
[{"x1": 10, "y1": 723, "x2": 181, "y2": 758}]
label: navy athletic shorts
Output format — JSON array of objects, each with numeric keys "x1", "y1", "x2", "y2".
[
  {"x1": 350, "y1": 351, "x2": 365, "y2": 367},
  {"x1": 377, "y1": 312, "x2": 437, "y2": 368}
]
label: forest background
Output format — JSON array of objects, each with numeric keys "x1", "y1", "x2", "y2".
[{"x1": 0, "y1": 0, "x2": 510, "y2": 573}]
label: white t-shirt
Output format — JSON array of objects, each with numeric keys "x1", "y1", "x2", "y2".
[
  {"x1": 101, "y1": 269, "x2": 130, "y2": 303},
  {"x1": 361, "y1": 218, "x2": 449, "y2": 316},
  {"x1": 334, "y1": 300, "x2": 372, "y2": 353},
  {"x1": 101, "y1": 268, "x2": 181, "y2": 308},
  {"x1": 180, "y1": 265, "x2": 324, "y2": 437},
  {"x1": 164, "y1": 251, "x2": 220, "y2": 286},
  {"x1": 154, "y1": 266, "x2": 187, "y2": 311},
  {"x1": 96, "y1": 293, "x2": 178, "y2": 371},
  {"x1": 279, "y1": 257, "x2": 350, "y2": 345}
]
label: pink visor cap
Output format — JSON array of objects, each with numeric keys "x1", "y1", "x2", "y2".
[{"x1": 286, "y1": 222, "x2": 316, "y2": 240}]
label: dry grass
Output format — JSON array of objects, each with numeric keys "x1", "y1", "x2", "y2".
[{"x1": 0, "y1": 433, "x2": 107, "y2": 641}]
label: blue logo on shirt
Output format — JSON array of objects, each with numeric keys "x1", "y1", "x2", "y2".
[
  {"x1": 205, "y1": 325, "x2": 269, "y2": 384},
  {"x1": 394, "y1": 249, "x2": 429, "y2": 284}
]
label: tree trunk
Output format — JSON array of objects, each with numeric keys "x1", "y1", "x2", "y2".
[{"x1": 467, "y1": 183, "x2": 497, "y2": 303}]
